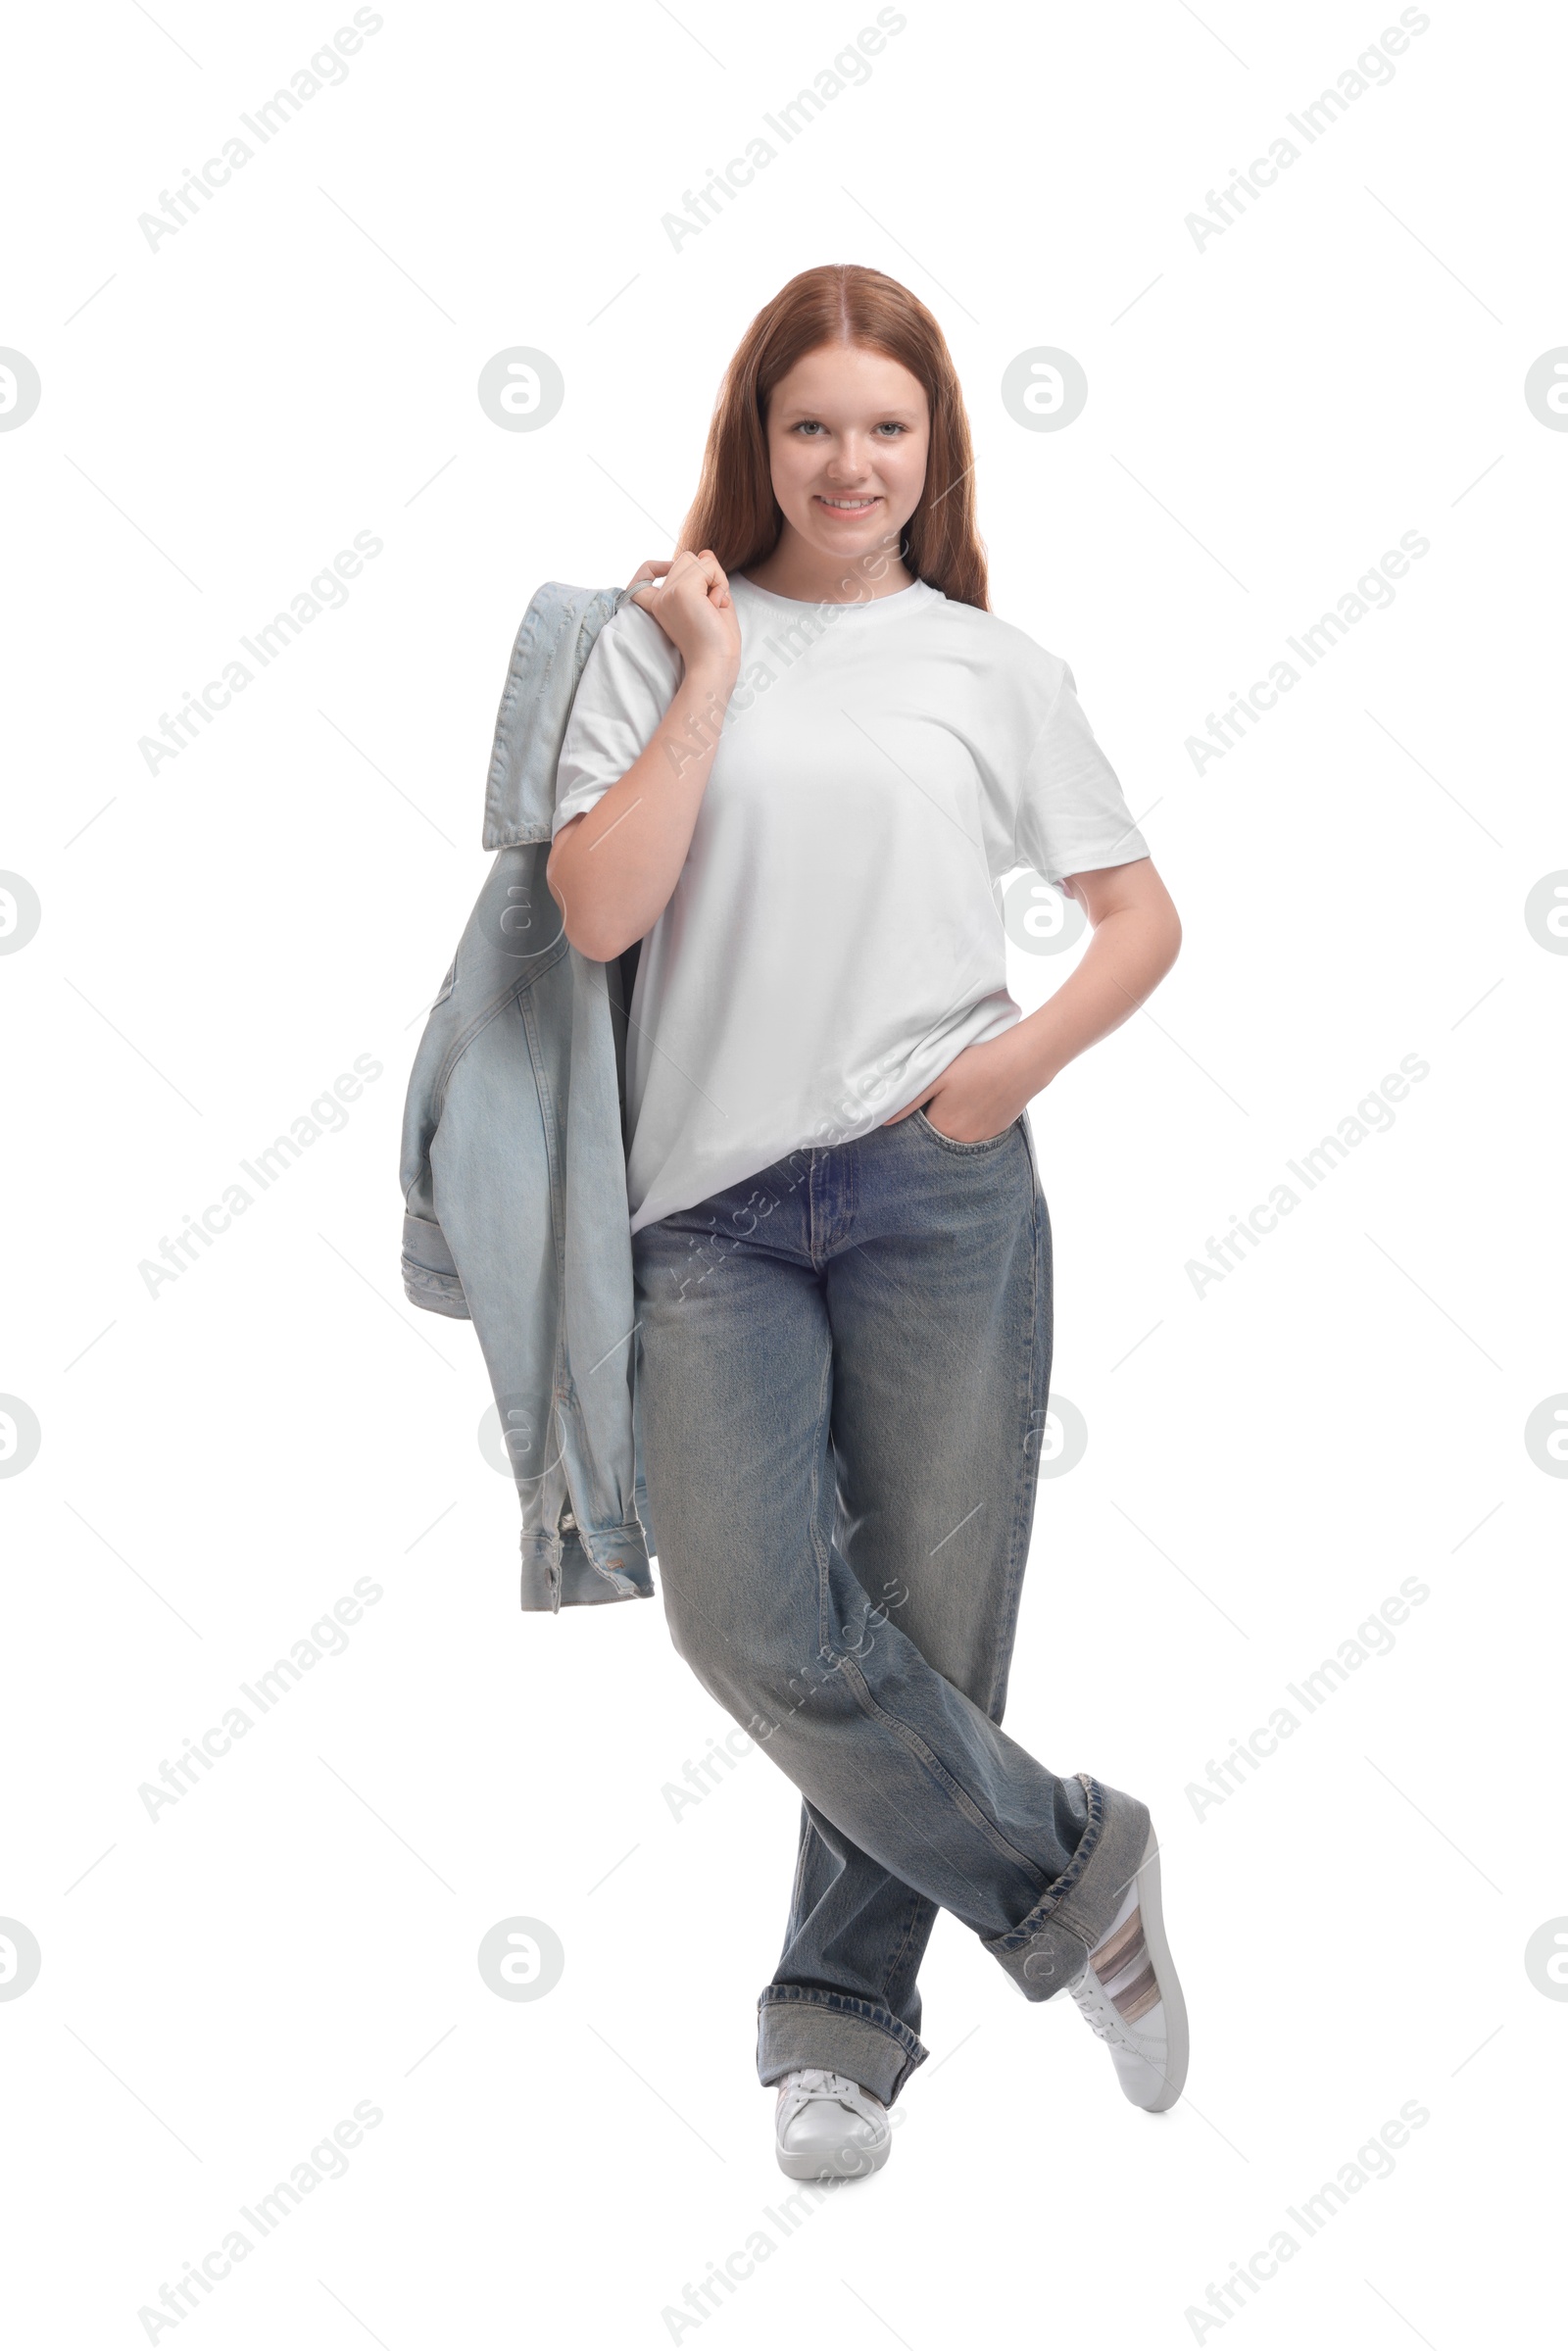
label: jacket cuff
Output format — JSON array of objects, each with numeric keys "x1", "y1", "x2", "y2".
[
  {"x1": 519, "y1": 1526, "x2": 656, "y2": 1612},
  {"x1": 401, "y1": 1213, "x2": 471, "y2": 1318}
]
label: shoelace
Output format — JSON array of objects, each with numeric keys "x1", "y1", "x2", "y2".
[
  {"x1": 1069, "y1": 1961, "x2": 1155, "y2": 2050},
  {"x1": 775, "y1": 2068, "x2": 888, "y2": 2135},
  {"x1": 1068, "y1": 1965, "x2": 1120, "y2": 2042}
]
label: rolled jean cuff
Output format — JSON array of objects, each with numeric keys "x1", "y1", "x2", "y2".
[
  {"x1": 982, "y1": 1774, "x2": 1152, "y2": 2003},
  {"x1": 757, "y1": 1985, "x2": 926, "y2": 2105}
]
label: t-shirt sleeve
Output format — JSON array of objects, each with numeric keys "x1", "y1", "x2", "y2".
[
  {"x1": 551, "y1": 606, "x2": 682, "y2": 838},
  {"x1": 1010, "y1": 662, "x2": 1149, "y2": 884}
]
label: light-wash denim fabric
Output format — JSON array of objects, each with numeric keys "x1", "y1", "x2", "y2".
[
  {"x1": 400, "y1": 580, "x2": 658, "y2": 1610},
  {"x1": 631, "y1": 1108, "x2": 1149, "y2": 2102}
]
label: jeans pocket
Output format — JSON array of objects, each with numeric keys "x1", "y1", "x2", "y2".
[{"x1": 912, "y1": 1106, "x2": 1018, "y2": 1154}]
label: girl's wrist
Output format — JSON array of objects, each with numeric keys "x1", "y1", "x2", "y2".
[
  {"x1": 1005, "y1": 1009, "x2": 1067, "y2": 1096},
  {"x1": 683, "y1": 656, "x2": 739, "y2": 696}
]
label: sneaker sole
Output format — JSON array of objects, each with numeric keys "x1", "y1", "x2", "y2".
[
  {"x1": 774, "y1": 2132, "x2": 892, "y2": 2183},
  {"x1": 1130, "y1": 1824, "x2": 1189, "y2": 2113}
]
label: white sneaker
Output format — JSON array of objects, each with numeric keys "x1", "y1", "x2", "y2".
[
  {"x1": 773, "y1": 2068, "x2": 892, "y2": 2180},
  {"x1": 1068, "y1": 1826, "x2": 1189, "y2": 2112}
]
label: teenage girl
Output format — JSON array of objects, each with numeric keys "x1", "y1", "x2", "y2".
[{"x1": 547, "y1": 263, "x2": 1188, "y2": 2180}]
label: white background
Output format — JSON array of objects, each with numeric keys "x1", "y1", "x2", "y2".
[{"x1": 3, "y1": 0, "x2": 1564, "y2": 2343}]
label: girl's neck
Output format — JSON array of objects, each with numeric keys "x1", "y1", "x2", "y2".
[{"x1": 741, "y1": 526, "x2": 915, "y2": 606}]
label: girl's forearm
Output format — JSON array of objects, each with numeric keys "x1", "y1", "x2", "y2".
[{"x1": 1005, "y1": 901, "x2": 1182, "y2": 1096}]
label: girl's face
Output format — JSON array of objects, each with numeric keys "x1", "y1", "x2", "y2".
[{"x1": 762, "y1": 343, "x2": 929, "y2": 572}]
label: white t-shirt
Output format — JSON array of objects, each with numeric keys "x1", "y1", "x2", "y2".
[{"x1": 552, "y1": 573, "x2": 1149, "y2": 1235}]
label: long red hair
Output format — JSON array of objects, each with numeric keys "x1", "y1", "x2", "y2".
[{"x1": 677, "y1": 264, "x2": 989, "y2": 612}]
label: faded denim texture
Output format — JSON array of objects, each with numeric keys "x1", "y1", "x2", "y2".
[
  {"x1": 400, "y1": 580, "x2": 656, "y2": 1609},
  {"x1": 631, "y1": 1109, "x2": 1148, "y2": 2100}
]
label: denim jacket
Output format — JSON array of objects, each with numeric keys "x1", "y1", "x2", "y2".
[{"x1": 399, "y1": 580, "x2": 657, "y2": 1612}]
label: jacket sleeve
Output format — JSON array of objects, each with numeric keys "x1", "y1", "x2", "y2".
[{"x1": 399, "y1": 953, "x2": 472, "y2": 1318}]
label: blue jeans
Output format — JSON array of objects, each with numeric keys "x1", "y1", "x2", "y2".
[{"x1": 631, "y1": 1107, "x2": 1151, "y2": 2104}]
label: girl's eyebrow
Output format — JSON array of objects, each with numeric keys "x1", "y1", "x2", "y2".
[{"x1": 774, "y1": 406, "x2": 923, "y2": 423}]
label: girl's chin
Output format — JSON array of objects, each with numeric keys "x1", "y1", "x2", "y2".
[{"x1": 794, "y1": 512, "x2": 903, "y2": 556}]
